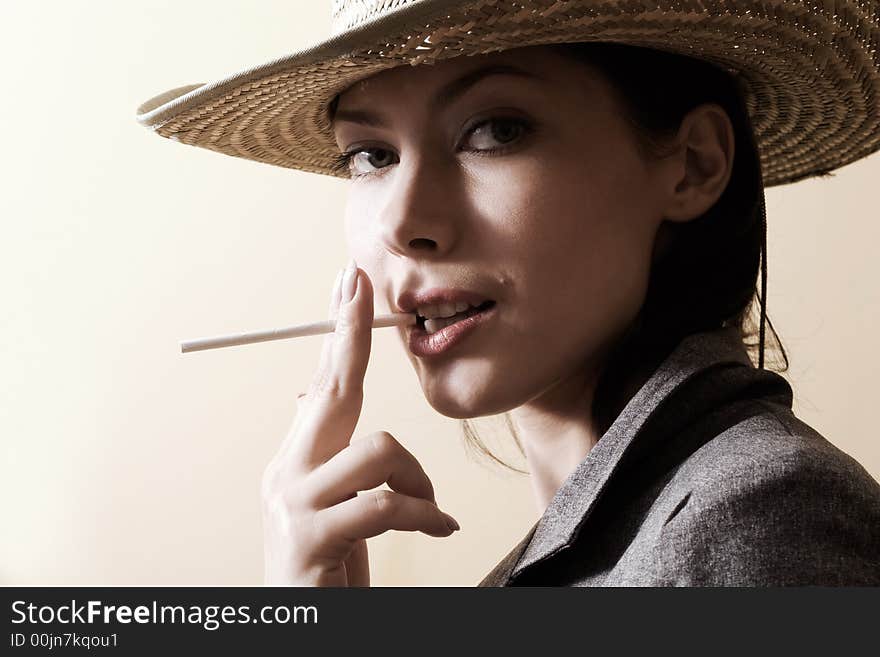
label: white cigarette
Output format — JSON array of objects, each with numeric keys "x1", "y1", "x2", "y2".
[{"x1": 180, "y1": 312, "x2": 417, "y2": 353}]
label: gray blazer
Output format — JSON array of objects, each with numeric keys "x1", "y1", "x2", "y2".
[{"x1": 478, "y1": 325, "x2": 880, "y2": 586}]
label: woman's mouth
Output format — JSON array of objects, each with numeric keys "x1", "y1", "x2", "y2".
[
  {"x1": 408, "y1": 300, "x2": 497, "y2": 358},
  {"x1": 417, "y1": 300, "x2": 495, "y2": 334}
]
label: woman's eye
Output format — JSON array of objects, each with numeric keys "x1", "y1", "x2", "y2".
[
  {"x1": 462, "y1": 117, "x2": 529, "y2": 152},
  {"x1": 347, "y1": 148, "x2": 398, "y2": 176},
  {"x1": 337, "y1": 116, "x2": 531, "y2": 178}
]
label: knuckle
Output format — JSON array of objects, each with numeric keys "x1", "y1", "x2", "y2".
[
  {"x1": 333, "y1": 312, "x2": 357, "y2": 336},
  {"x1": 307, "y1": 368, "x2": 335, "y2": 397},
  {"x1": 309, "y1": 379, "x2": 364, "y2": 406},
  {"x1": 261, "y1": 485, "x2": 291, "y2": 519},
  {"x1": 260, "y1": 461, "x2": 282, "y2": 499},
  {"x1": 371, "y1": 489, "x2": 396, "y2": 517},
  {"x1": 261, "y1": 462, "x2": 309, "y2": 512},
  {"x1": 296, "y1": 470, "x2": 324, "y2": 509},
  {"x1": 308, "y1": 376, "x2": 339, "y2": 399},
  {"x1": 368, "y1": 430, "x2": 399, "y2": 458},
  {"x1": 308, "y1": 510, "x2": 330, "y2": 547}
]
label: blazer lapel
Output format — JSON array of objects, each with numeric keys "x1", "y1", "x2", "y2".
[
  {"x1": 489, "y1": 325, "x2": 791, "y2": 585},
  {"x1": 477, "y1": 522, "x2": 539, "y2": 587}
]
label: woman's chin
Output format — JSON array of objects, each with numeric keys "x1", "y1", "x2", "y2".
[
  {"x1": 411, "y1": 351, "x2": 519, "y2": 417},
  {"x1": 420, "y1": 379, "x2": 512, "y2": 419},
  {"x1": 426, "y1": 399, "x2": 483, "y2": 420}
]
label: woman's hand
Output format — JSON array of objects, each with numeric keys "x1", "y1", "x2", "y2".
[{"x1": 261, "y1": 260, "x2": 460, "y2": 586}]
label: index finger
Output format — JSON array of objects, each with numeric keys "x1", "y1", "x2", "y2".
[{"x1": 291, "y1": 260, "x2": 374, "y2": 469}]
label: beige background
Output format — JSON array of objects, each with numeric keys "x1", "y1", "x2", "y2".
[{"x1": 2, "y1": 2, "x2": 878, "y2": 586}]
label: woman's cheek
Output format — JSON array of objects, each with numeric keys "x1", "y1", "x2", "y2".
[{"x1": 344, "y1": 203, "x2": 377, "y2": 256}]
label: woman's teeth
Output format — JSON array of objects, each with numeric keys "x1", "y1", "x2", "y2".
[
  {"x1": 424, "y1": 315, "x2": 464, "y2": 334},
  {"x1": 419, "y1": 301, "x2": 488, "y2": 335},
  {"x1": 417, "y1": 301, "x2": 471, "y2": 319}
]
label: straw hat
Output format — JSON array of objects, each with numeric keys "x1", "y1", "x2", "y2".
[{"x1": 136, "y1": 0, "x2": 880, "y2": 187}]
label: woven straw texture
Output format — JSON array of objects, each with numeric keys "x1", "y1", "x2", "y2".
[{"x1": 136, "y1": 0, "x2": 880, "y2": 187}]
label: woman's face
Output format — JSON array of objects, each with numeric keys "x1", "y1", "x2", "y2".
[{"x1": 331, "y1": 45, "x2": 676, "y2": 419}]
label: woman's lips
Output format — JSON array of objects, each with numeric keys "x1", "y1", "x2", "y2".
[{"x1": 407, "y1": 303, "x2": 497, "y2": 358}]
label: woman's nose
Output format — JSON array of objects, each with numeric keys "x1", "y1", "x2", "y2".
[{"x1": 376, "y1": 156, "x2": 461, "y2": 258}]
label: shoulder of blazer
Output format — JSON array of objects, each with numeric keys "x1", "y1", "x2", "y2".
[
  {"x1": 486, "y1": 325, "x2": 775, "y2": 585},
  {"x1": 477, "y1": 324, "x2": 879, "y2": 586},
  {"x1": 650, "y1": 409, "x2": 880, "y2": 585},
  {"x1": 478, "y1": 325, "x2": 760, "y2": 585}
]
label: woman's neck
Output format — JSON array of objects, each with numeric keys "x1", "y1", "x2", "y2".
[{"x1": 509, "y1": 351, "x2": 656, "y2": 514}]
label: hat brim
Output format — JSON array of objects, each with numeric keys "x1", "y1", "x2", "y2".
[{"x1": 136, "y1": 0, "x2": 880, "y2": 187}]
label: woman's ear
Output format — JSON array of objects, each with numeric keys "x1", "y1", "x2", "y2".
[{"x1": 661, "y1": 103, "x2": 735, "y2": 223}]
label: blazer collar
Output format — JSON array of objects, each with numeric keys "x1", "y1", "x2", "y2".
[{"x1": 478, "y1": 324, "x2": 792, "y2": 586}]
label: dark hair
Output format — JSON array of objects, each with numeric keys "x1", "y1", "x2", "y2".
[{"x1": 462, "y1": 42, "x2": 789, "y2": 474}]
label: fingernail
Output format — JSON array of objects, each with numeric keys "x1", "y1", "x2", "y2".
[
  {"x1": 342, "y1": 258, "x2": 358, "y2": 304},
  {"x1": 329, "y1": 269, "x2": 344, "y2": 318},
  {"x1": 442, "y1": 512, "x2": 460, "y2": 532}
]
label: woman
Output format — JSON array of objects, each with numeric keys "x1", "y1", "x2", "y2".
[{"x1": 137, "y1": 0, "x2": 880, "y2": 585}]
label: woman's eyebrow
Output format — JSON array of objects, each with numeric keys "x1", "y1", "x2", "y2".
[{"x1": 331, "y1": 64, "x2": 544, "y2": 128}]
